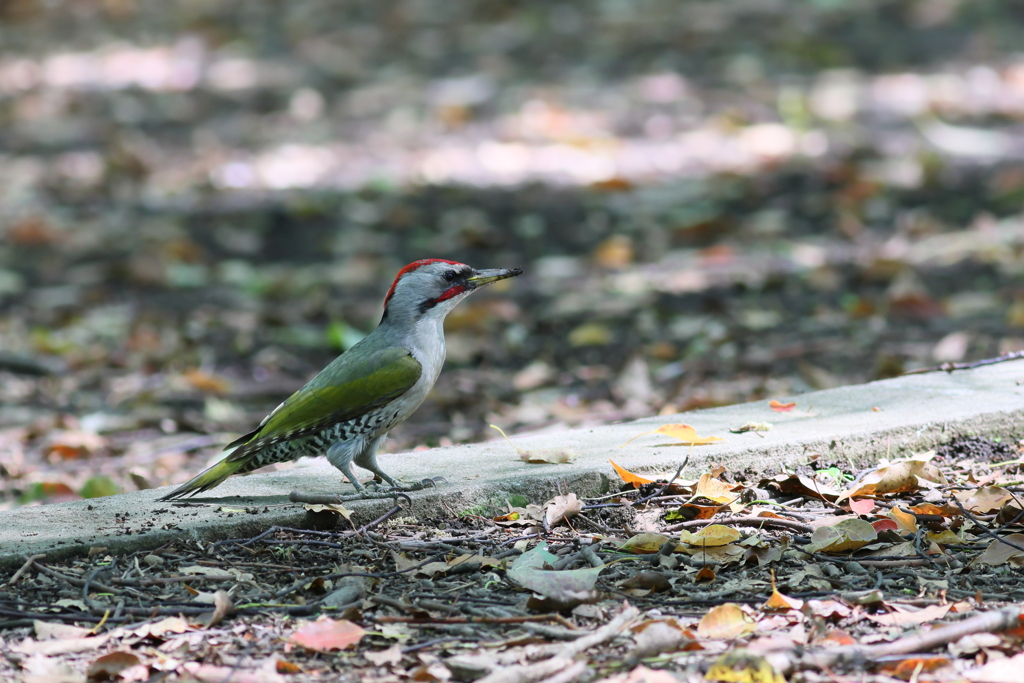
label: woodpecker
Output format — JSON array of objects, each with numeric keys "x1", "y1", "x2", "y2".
[{"x1": 159, "y1": 259, "x2": 522, "y2": 502}]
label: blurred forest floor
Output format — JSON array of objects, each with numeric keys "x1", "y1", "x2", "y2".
[{"x1": 2, "y1": 0, "x2": 1024, "y2": 506}]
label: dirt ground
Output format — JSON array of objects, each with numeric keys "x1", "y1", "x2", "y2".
[{"x1": 3, "y1": 1, "x2": 1024, "y2": 681}]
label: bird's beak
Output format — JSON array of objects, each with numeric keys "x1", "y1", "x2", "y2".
[{"x1": 467, "y1": 267, "x2": 524, "y2": 288}]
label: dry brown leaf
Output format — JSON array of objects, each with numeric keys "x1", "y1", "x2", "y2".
[
  {"x1": 839, "y1": 458, "x2": 947, "y2": 502},
  {"x1": 33, "y1": 621, "x2": 92, "y2": 640},
  {"x1": 491, "y1": 425, "x2": 577, "y2": 464},
  {"x1": 955, "y1": 486, "x2": 1013, "y2": 514},
  {"x1": 204, "y1": 590, "x2": 234, "y2": 629},
  {"x1": 971, "y1": 534, "x2": 1024, "y2": 566},
  {"x1": 87, "y1": 652, "x2": 144, "y2": 681},
  {"x1": 545, "y1": 493, "x2": 582, "y2": 527},
  {"x1": 864, "y1": 603, "x2": 951, "y2": 627},
  {"x1": 11, "y1": 634, "x2": 110, "y2": 655},
  {"x1": 730, "y1": 421, "x2": 772, "y2": 433},
  {"x1": 364, "y1": 644, "x2": 403, "y2": 667},
  {"x1": 184, "y1": 368, "x2": 231, "y2": 394}
]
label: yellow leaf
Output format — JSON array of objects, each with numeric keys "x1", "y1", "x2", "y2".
[
  {"x1": 620, "y1": 533, "x2": 671, "y2": 554},
  {"x1": 677, "y1": 525, "x2": 742, "y2": 547},
  {"x1": 697, "y1": 603, "x2": 757, "y2": 640},
  {"x1": 888, "y1": 506, "x2": 917, "y2": 533},
  {"x1": 695, "y1": 473, "x2": 741, "y2": 505},
  {"x1": 621, "y1": 423, "x2": 725, "y2": 447}
]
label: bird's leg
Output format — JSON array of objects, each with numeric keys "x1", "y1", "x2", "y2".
[
  {"x1": 287, "y1": 437, "x2": 426, "y2": 504},
  {"x1": 354, "y1": 437, "x2": 447, "y2": 493}
]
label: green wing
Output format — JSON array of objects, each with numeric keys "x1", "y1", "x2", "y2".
[{"x1": 226, "y1": 346, "x2": 421, "y2": 460}]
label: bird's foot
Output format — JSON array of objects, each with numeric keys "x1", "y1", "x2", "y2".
[
  {"x1": 288, "y1": 490, "x2": 413, "y2": 506},
  {"x1": 385, "y1": 476, "x2": 448, "y2": 492},
  {"x1": 362, "y1": 476, "x2": 447, "y2": 494}
]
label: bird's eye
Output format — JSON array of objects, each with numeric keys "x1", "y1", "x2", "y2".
[{"x1": 443, "y1": 270, "x2": 457, "y2": 282}]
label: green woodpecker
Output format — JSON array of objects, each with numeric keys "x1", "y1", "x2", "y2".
[{"x1": 159, "y1": 259, "x2": 522, "y2": 502}]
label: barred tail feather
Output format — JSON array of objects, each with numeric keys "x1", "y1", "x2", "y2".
[{"x1": 157, "y1": 457, "x2": 249, "y2": 501}]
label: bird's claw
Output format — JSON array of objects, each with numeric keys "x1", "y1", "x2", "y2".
[{"x1": 289, "y1": 489, "x2": 412, "y2": 506}]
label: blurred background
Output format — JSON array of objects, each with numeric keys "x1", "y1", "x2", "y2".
[{"x1": 2, "y1": 0, "x2": 1024, "y2": 506}]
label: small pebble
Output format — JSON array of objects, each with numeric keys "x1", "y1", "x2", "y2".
[{"x1": 143, "y1": 554, "x2": 163, "y2": 567}]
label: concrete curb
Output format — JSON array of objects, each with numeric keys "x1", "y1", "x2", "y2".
[{"x1": 2, "y1": 360, "x2": 1022, "y2": 570}]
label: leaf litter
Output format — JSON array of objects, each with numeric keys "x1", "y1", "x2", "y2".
[{"x1": 1, "y1": 435, "x2": 1023, "y2": 682}]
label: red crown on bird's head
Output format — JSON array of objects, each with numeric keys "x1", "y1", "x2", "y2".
[{"x1": 383, "y1": 259, "x2": 465, "y2": 308}]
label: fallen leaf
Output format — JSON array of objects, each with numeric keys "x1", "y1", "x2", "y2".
[
  {"x1": 507, "y1": 542, "x2": 603, "y2": 607},
  {"x1": 12, "y1": 634, "x2": 110, "y2": 655},
  {"x1": 131, "y1": 616, "x2": 191, "y2": 638},
  {"x1": 677, "y1": 525, "x2": 742, "y2": 547},
  {"x1": 204, "y1": 590, "x2": 234, "y2": 629},
  {"x1": 839, "y1": 458, "x2": 947, "y2": 502},
  {"x1": 971, "y1": 534, "x2": 1024, "y2": 566},
  {"x1": 966, "y1": 650, "x2": 1024, "y2": 682},
  {"x1": 763, "y1": 573, "x2": 803, "y2": 611},
  {"x1": 621, "y1": 571, "x2": 671, "y2": 594},
  {"x1": 184, "y1": 368, "x2": 231, "y2": 394},
  {"x1": 955, "y1": 486, "x2": 1013, "y2": 513},
  {"x1": 805, "y1": 518, "x2": 877, "y2": 553},
  {"x1": 706, "y1": 651, "x2": 786, "y2": 683},
  {"x1": 33, "y1": 621, "x2": 92, "y2": 640},
  {"x1": 888, "y1": 506, "x2": 918, "y2": 533},
  {"x1": 768, "y1": 400, "x2": 796, "y2": 412},
  {"x1": 865, "y1": 603, "x2": 951, "y2": 627},
  {"x1": 303, "y1": 503, "x2": 354, "y2": 519},
  {"x1": 276, "y1": 660, "x2": 304, "y2": 674},
  {"x1": 886, "y1": 657, "x2": 950, "y2": 680},
  {"x1": 694, "y1": 474, "x2": 741, "y2": 505},
  {"x1": 545, "y1": 493, "x2": 582, "y2": 527},
  {"x1": 365, "y1": 643, "x2": 403, "y2": 667},
  {"x1": 87, "y1": 651, "x2": 143, "y2": 680},
  {"x1": 622, "y1": 423, "x2": 725, "y2": 447},
  {"x1": 620, "y1": 533, "x2": 672, "y2": 554},
  {"x1": 491, "y1": 425, "x2": 578, "y2": 464},
  {"x1": 849, "y1": 498, "x2": 875, "y2": 515},
  {"x1": 759, "y1": 473, "x2": 840, "y2": 502},
  {"x1": 629, "y1": 619, "x2": 692, "y2": 659},
  {"x1": 609, "y1": 459, "x2": 655, "y2": 487},
  {"x1": 289, "y1": 618, "x2": 366, "y2": 651},
  {"x1": 46, "y1": 429, "x2": 107, "y2": 459},
  {"x1": 694, "y1": 566, "x2": 716, "y2": 582},
  {"x1": 697, "y1": 603, "x2": 757, "y2": 640},
  {"x1": 730, "y1": 421, "x2": 772, "y2": 433}
]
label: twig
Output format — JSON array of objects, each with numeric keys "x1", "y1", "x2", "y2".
[
  {"x1": 903, "y1": 350, "x2": 1024, "y2": 375},
  {"x1": 768, "y1": 605, "x2": 1023, "y2": 674},
  {"x1": 954, "y1": 500, "x2": 1024, "y2": 555},
  {"x1": 375, "y1": 614, "x2": 577, "y2": 627},
  {"x1": 5, "y1": 554, "x2": 45, "y2": 587},
  {"x1": 665, "y1": 515, "x2": 814, "y2": 535},
  {"x1": 634, "y1": 457, "x2": 689, "y2": 506}
]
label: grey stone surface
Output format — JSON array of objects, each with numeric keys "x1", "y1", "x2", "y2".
[{"x1": 2, "y1": 360, "x2": 1023, "y2": 569}]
